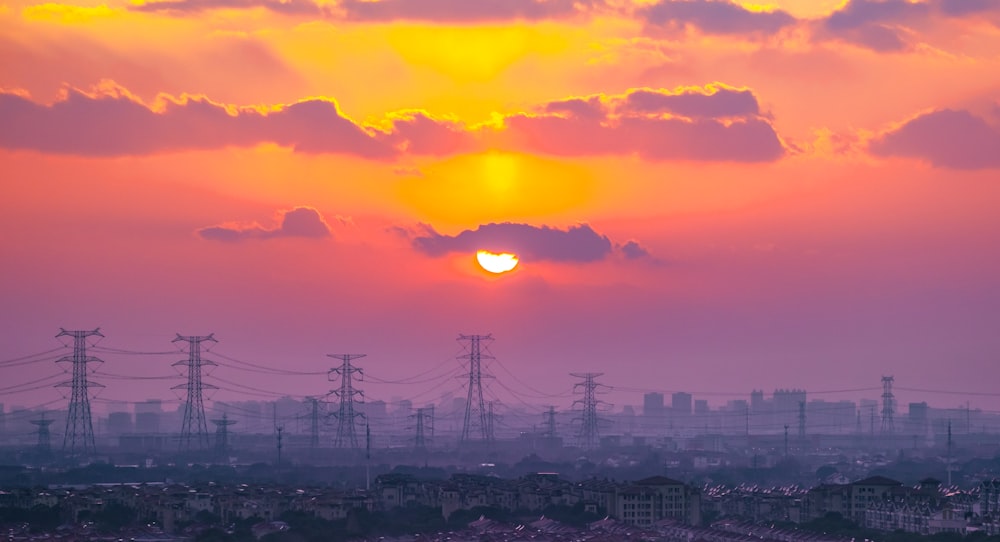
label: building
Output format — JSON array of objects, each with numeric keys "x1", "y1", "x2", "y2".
[
  {"x1": 616, "y1": 476, "x2": 700, "y2": 526},
  {"x1": 671, "y1": 393, "x2": 692, "y2": 416},
  {"x1": 107, "y1": 411, "x2": 133, "y2": 435}
]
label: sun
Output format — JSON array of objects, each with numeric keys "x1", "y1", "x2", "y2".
[{"x1": 476, "y1": 250, "x2": 519, "y2": 274}]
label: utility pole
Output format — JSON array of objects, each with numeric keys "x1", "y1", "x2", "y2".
[
  {"x1": 173, "y1": 334, "x2": 217, "y2": 451},
  {"x1": 880, "y1": 375, "x2": 895, "y2": 435},
  {"x1": 571, "y1": 372, "x2": 606, "y2": 449},
  {"x1": 946, "y1": 420, "x2": 953, "y2": 486},
  {"x1": 56, "y1": 328, "x2": 104, "y2": 455},
  {"x1": 458, "y1": 334, "x2": 494, "y2": 445},
  {"x1": 211, "y1": 413, "x2": 236, "y2": 458},
  {"x1": 328, "y1": 354, "x2": 366, "y2": 449},
  {"x1": 365, "y1": 422, "x2": 371, "y2": 491},
  {"x1": 276, "y1": 425, "x2": 284, "y2": 465},
  {"x1": 798, "y1": 401, "x2": 806, "y2": 443}
]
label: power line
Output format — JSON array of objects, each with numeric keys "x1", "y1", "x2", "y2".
[{"x1": 0, "y1": 346, "x2": 69, "y2": 366}]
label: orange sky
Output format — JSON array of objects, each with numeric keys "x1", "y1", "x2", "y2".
[{"x1": 1, "y1": 0, "x2": 1000, "y2": 417}]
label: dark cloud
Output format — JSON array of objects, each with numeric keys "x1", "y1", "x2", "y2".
[
  {"x1": 130, "y1": 0, "x2": 323, "y2": 15},
  {"x1": 543, "y1": 97, "x2": 605, "y2": 120},
  {"x1": 0, "y1": 88, "x2": 464, "y2": 158},
  {"x1": 621, "y1": 85, "x2": 760, "y2": 117},
  {"x1": 639, "y1": 0, "x2": 796, "y2": 36},
  {"x1": 817, "y1": 0, "x2": 1000, "y2": 52},
  {"x1": 621, "y1": 240, "x2": 650, "y2": 260},
  {"x1": 510, "y1": 86, "x2": 785, "y2": 163},
  {"x1": 412, "y1": 223, "x2": 616, "y2": 263},
  {"x1": 0, "y1": 84, "x2": 786, "y2": 163},
  {"x1": 869, "y1": 109, "x2": 1000, "y2": 170},
  {"x1": 198, "y1": 207, "x2": 334, "y2": 242},
  {"x1": 335, "y1": 0, "x2": 590, "y2": 22}
]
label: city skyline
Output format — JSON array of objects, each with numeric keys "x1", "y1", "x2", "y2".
[
  {"x1": 2, "y1": 0, "x2": 1000, "y2": 419},
  {"x1": 1, "y1": 330, "x2": 994, "y2": 419}
]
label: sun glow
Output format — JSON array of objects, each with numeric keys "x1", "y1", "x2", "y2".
[{"x1": 476, "y1": 250, "x2": 519, "y2": 274}]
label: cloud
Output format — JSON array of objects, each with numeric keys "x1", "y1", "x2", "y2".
[
  {"x1": 0, "y1": 83, "x2": 786, "y2": 163},
  {"x1": 334, "y1": 0, "x2": 592, "y2": 22},
  {"x1": 130, "y1": 0, "x2": 323, "y2": 15},
  {"x1": 869, "y1": 109, "x2": 1000, "y2": 169},
  {"x1": 502, "y1": 85, "x2": 785, "y2": 162},
  {"x1": 620, "y1": 240, "x2": 650, "y2": 260},
  {"x1": 198, "y1": 207, "x2": 334, "y2": 242},
  {"x1": 0, "y1": 84, "x2": 458, "y2": 158},
  {"x1": 620, "y1": 84, "x2": 760, "y2": 118},
  {"x1": 816, "y1": 0, "x2": 1000, "y2": 52},
  {"x1": 410, "y1": 222, "x2": 649, "y2": 263},
  {"x1": 638, "y1": 0, "x2": 796, "y2": 37}
]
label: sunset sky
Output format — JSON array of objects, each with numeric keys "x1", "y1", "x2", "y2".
[{"x1": 2, "y1": 0, "x2": 999, "y2": 417}]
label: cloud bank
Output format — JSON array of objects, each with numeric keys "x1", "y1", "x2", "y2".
[
  {"x1": 0, "y1": 83, "x2": 785, "y2": 163},
  {"x1": 198, "y1": 207, "x2": 334, "y2": 242},
  {"x1": 410, "y1": 222, "x2": 649, "y2": 263},
  {"x1": 870, "y1": 109, "x2": 1000, "y2": 169}
]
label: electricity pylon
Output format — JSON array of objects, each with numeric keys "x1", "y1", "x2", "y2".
[
  {"x1": 881, "y1": 375, "x2": 895, "y2": 435},
  {"x1": 31, "y1": 413, "x2": 54, "y2": 455},
  {"x1": 411, "y1": 406, "x2": 434, "y2": 451},
  {"x1": 56, "y1": 328, "x2": 104, "y2": 455},
  {"x1": 212, "y1": 413, "x2": 236, "y2": 457},
  {"x1": 328, "y1": 354, "x2": 366, "y2": 449},
  {"x1": 543, "y1": 406, "x2": 557, "y2": 438},
  {"x1": 458, "y1": 334, "x2": 494, "y2": 445},
  {"x1": 173, "y1": 334, "x2": 217, "y2": 451},
  {"x1": 571, "y1": 372, "x2": 607, "y2": 449}
]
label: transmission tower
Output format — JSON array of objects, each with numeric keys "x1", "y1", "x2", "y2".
[
  {"x1": 306, "y1": 397, "x2": 322, "y2": 449},
  {"x1": 212, "y1": 413, "x2": 236, "y2": 457},
  {"x1": 571, "y1": 372, "x2": 606, "y2": 449},
  {"x1": 56, "y1": 328, "x2": 104, "y2": 455},
  {"x1": 487, "y1": 401, "x2": 501, "y2": 442},
  {"x1": 543, "y1": 406, "x2": 557, "y2": 439},
  {"x1": 328, "y1": 354, "x2": 366, "y2": 449},
  {"x1": 30, "y1": 413, "x2": 54, "y2": 455},
  {"x1": 458, "y1": 334, "x2": 494, "y2": 444},
  {"x1": 411, "y1": 406, "x2": 434, "y2": 451},
  {"x1": 172, "y1": 334, "x2": 218, "y2": 451},
  {"x1": 880, "y1": 375, "x2": 895, "y2": 435}
]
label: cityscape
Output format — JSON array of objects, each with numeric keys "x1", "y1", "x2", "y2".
[
  {"x1": 3, "y1": 0, "x2": 1000, "y2": 540},
  {"x1": 2, "y1": 330, "x2": 1000, "y2": 541}
]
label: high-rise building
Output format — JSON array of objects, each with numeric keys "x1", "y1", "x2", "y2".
[
  {"x1": 643, "y1": 392, "x2": 664, "y2": 417},
  {"x1": 107, "y1": 411, "x2": 133, "y2": 435},
  {"x1": 671, "y1": 392, "x2": 692, "y2": 416},
  {"x1": 694, "y1": 399, "x2": 709, "y2": 414},
  {"x1": 908, "y1": 402, "x2": 929, "y2": 436},
  {"x1": 135, "y1": 400, "x2": 162, "y2": 434}
]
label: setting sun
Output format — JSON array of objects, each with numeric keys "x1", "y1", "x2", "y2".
[{"x1": 476, "y1": 250, "x2": 519, "y2": 274}]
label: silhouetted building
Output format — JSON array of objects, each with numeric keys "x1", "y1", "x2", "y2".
[
  {"x1": 672, "y1": 392, "x2": 692, "y2": 416},
  {"x1": 107, "y1": 411, "x2": 133, "y2": 435}
]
